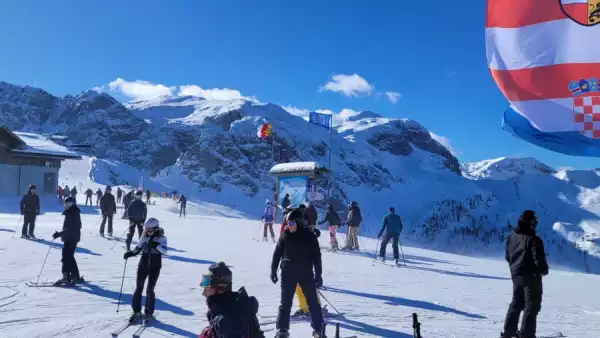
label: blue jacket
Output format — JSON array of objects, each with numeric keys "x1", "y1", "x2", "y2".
[{"x1": 380, "y1": 212, "x2": 402, "y2": 235}]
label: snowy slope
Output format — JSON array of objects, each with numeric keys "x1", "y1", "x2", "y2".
[{"x1": 461, "y1": 157, "x2": 555, "y2": 180}]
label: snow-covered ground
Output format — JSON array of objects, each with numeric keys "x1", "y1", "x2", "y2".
[{"x1": 0, "y1": 161, "x2": 600, "y2": 337}]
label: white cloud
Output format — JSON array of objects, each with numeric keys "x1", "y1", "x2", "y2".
[
  {"x1": 384, "y1": 91, "x2": 401, "y2": 104},
  {"x1": 283, "y1": 106, "x2": 310, "y2": 119},
  {"x1": 320, "y1": 73, "x2": 373, "y2": 97},
  {"x1": 557, "y1": 166, "x2": 575, "y2": 172},
  {"x1": 178, "y1": 85, "x2": 250, "y2": 101},
  {"x1": 96, "y1": 78, "x2": 176, "y2": 101},
  {"x1": 430, "y1": 131, "x2": 461, "y2": 156}
]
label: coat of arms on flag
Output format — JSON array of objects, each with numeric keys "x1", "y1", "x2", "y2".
[
  {"x1": 560, "y1": 0, "x2": 600, "y2": 26},
  {"x1": 574, "y1": 96, "x2": 600, "y2": 138}
]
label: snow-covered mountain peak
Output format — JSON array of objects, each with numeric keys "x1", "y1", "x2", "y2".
[{"x1": 462, "y1": 157, "x2": 556, "y2": 180}]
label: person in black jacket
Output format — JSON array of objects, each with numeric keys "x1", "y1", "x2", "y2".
[
  {"x1": 177, "y1": 194, "x2": 187, "y2": 218},
  {"x1": 318, "y1": 204, "x2": 341, "y2": 251},
  {"x1": 99, "y1": 186, "x2": 117, "y2": 237},
  {"x1": 84, "y1": 188, "x2": 93, "y2": 206},
  {"x1": 270, "y1": 209, "x2": 326, "y2": 338},
  {"x1": 126, "y1": 190, "x2": 147, "y2": 251},
  {"x1": 95, "y1": 188, "x2": 103, "y2": 206},
  {"x1": 305, "y1": 203, "x2": 318, "y2": 230},
  {"x1": 20, "y1": 184, "x2": 40, "y2": 239},
  {"x1": 122, "y1": 191, "x2": 133, "y2": 219},
  {"x1": 501, "y1": 210, "x2": 549, "y2": 338},
  {"x1": 198, "y1": 262, "x2": 265, "y2": 338},
  {"x1": 52, "y1": 197, "x2": 83, "y2": 285},
  {"x1": 117, "y1": 187, "x2": 123, "y2": 204},
  {"x1": 123, "y1": 218, "x2": 167, "y2": 322}
]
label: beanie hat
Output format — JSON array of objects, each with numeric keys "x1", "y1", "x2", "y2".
[
  {"x1": 65, "y1": 196, "x2": 75, "y2": 204},
  {"x1": 201, "y1": 262, "x2": 232, "y2": 290},
  {"x1": 520, "y1": 210, "x2": 537, "y2": 223}
]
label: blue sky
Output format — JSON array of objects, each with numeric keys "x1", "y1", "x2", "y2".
[{"x1": 0, "y1": 0, "x2": 596, "y2": 169}]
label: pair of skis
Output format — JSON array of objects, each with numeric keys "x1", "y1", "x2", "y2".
[{"x1": 111, "y1": 314, "x2": 157, "y2": 337}]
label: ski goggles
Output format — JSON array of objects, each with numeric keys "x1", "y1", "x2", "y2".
[
  {"x1": 199, "y1": 274, "x2": 213, "y2": 288},
  {"x1": 286, "y1": 220, "x2": 298, "y2": 228}
]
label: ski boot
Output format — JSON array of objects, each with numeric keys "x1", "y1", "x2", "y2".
[
  {"x1": 108, "y1": 232, "x2": 113, "y2": 237},
  {"x1": 129, "y1": 312, "x2": 143, "y2": 323},
  {"x1": 71, "y1": 275, "x2": 85, "y2": 284},
  {"x1": 500, "y1": 331, "x2": 519, "y2": 338},
  {"x1": 312, "y1": 331, "x2": 327, "y2": 338},
  {"x1": 292, "y1": 309, "x2": 309, "y2": 317},
  {"x1": 99, "y1": 232, "x2": 104, "y2": 238},
  {"x1": 143, "y1": 312, "x2": 154, "y2": 324},
  {"x1": 28, "y1": 233, "x2": 36, "y2": 240},
  {"x1": 20, "y1": 234, "x2": 28, "y2": 239},
  {"x1": 262, "y1": 237, "x2": 268, "y2": 242},
  {"x1": 274, "y1": 330, "x2": 289, "y2": 338},
  {"x1": 395, "y1": 259, "x2": 399, "y2": 265},
  {"x1": 54, "y1": 273, "x2": 71, "y2": 286}
]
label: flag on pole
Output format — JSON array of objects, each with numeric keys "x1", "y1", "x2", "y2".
[
  {"x1": 309, "y1": 111, "x2": 332, "y2": 129},
  {"x1": 257, "y1": 123, "x2": 272, "y2": 139}
]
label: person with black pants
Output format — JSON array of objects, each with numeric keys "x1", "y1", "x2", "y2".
[
  {"x1": 270, "y1": 210, "x2": 326, "y2": 338},
  {"x1": 20, "y1": 184, "x2": 40, "y2": 239},
  {"x1": 177, "y1": 194, "x2": 187, "y2": 218},
  {"x1": 377, "y1": 207, "x2": 403, "y2": 264},
  {"x1": 99, "y1": 186, "x2": 116, "y2": 237},
  {"x1": 501, "y1": 210, "x2": 549, "y2": 338},
  {"x1": 123, "y1": 218, "x2": 167, "y2": 322},
  {"x1": 52, "y1": 196, "x2": 83, "y2": 285},
  {"x1": 117, "y1": 187, "x2": 123, "y2": 204},
  {"x1": 126, "y1": 190, "x2": 147, "y2": 251}
]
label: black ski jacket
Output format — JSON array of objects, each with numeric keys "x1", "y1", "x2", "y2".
[
  {"x1": 347, "y1": 205, "x2": 362, "y2": 227},
  {"x1": 100, "y1": 193, "x2": 116, "y2": 215},
  {"x1": 128, "y1": 199, "x2": 147, "y2": 223},
  {"x1": 305, "y1": 205, "x2": 318, "y2": 225},
  {"x1": 178, "y1": 195, "x2": 187, "y2": 207},
  {"x1": 318, "y1": 206, "x2": 341, "y2": 226},
  {"x1": 20, "y1": 193, "x2": 40, "y2": 216},
  {"x1": 203, "y1": 287, "x2": 264, "y2": 338},
  {"x1": 281, "y1": 196, "x2": 291, "y2": 209},
  {"x1": 271, "y1": 226, "x2": 322, "y2": 279},
  {"x1": 59, "y1": 205, "x2": 82, "y2": 243},
  {"x1": 505, "y1": 226, "x2": 549, "y2": 282}
]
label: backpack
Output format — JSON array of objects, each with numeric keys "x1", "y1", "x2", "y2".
[{"x1": 239, "y1": 288, "x2": 265, "y2": 338}]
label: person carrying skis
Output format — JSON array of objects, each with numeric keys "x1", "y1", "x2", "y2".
[
  {"x1": 95, "y1": 188, "x2": 103, "y2": 206},
  {"x1": 198, "y1": 262, "x2": 265, "y2": 338},
  {"x1": 262, "y1": 199, "x2": 276, "y2": 242},
  {"x1": 177, "y1": 194, "x2": 187, "y2": 218},
  {"x1": 20, "y1": 184, "x2": 40, "y2": 239},
  {"x1": 501, "y1": 210, "x2": 549, "y2": 338},
  {"x1": 57, "y1": 185, "x2": 64, "y2": 204},
  {"x1": 84, "y1": 188, "x2": 93, "y2": 206},
  {"x1": 99, "y1": 186, "x2": 117, "y2": 237},
  {"x1": 305, "y1": 203, "x2": 318, "y2": 230},
  {"x1": 377, "y1": 207, "x2": 402, "y2": 264},
  {"x1": 117, "y1": 187, "x2": 123, "y2": 204},
  {"x1": 71, "y1": 186, "x2": 78, "y2": 204},
  {"x1": 51, "y1": 196, "x2": 83, "y2": 285},
  {"x1": 123, "y1": 218, "x2": 167, "y2": 322},
  {"x1": 126, "y1": 190, "x2": 147, "y2": 251},
  {"x1": 343, "y1": 201, "x2": 362, "y2": 250},
  {"x1": 318, "y1": 204, "x2": 341, "y2": 251},
  {"x1": 271, "y1": 208, "x2": 326, "y2": 338}
]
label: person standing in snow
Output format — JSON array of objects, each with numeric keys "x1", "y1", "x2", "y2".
[
  {"x1": 123, "y1": 218, "x2": 167, "y2": 322},
  {"x1": 117, "y1": 187, "x2": 123, "y2": 204},
  {"x1": 271, "y1": 208, "x2": 326, "y2": 338},
  {"x1": 57, "y1": 186, "x2": 64, "y2": 204},
  {"x1": 145, "y1": 189, "x2": 151, "y2": 204},
  {"x1": 63, "y1": 185, "x2": 71, "y2": 199},
  {"x1": 20, "y1": 184, "x2": 40, "y2": 239},
  {"x1": 377, "y1": 207, "x2": 402, "y2": 263},
  {"x1": 52, "y1": 196, "x2": 83, "y2": 285},
  {"x1": 305, "y1": 203, "x2": 318, "y2": 230},
  {"x1": 70, "y1": 186, "x2": 78, "y2": 205},
  {"x1": 198, "y1": 262, "x2": 265, "y2": 338},
  {"x1": 84, "y1": 188, "x2": 93, "y2": 206},
  {"x1": 99, "y1": 186, "x2": 116, "y2": 237},
  {"x1": 95, "y1": 188, "x2": 103, "y2": 206},
  {"x1": 122, "y1": 191, "x2": 133, "y2": 219},
  {"x1": 344, "y1": 201, "x2": 362, "y2": 250},
  {"x1": 262, "y1": 199, "x2": 276, "y2": 242},
  {"x1": 280, "y1": 194, "x2": 291, "y2": 221},
  {"x1": 501, "y1": 210, "x2": 548, "y2": 338},
  {"x1": 177, "y1": 194, "x2": 187, "y2": 218},
  {"x1": 318, "y1": 204, "x2": 341, "y2": 251},
  {"x1": 126, "y1": 190, "x2": 147, "y2": 251}
]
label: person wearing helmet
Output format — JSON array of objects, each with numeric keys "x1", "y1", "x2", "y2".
[
  {"x1": 99, "y1": 186, "x2": 116, "y2": 237},
  {"x1": 95, "y1": 188, "x2": 103, "y2": 206},
  {"x1": 20, "y1": 184, "x2": 40, "y2": 239},
  {"x1": 123, "y1": 218, "x2": 167, "y2": 323},
  {"x1": 262, "y1": 199, "x2": 276, "y2": 242},
  {"x1": 198, "y1": 262, "x2": 265, "y2": 338},
  {"x1": 126, "y1": 190, "x2": 148, "y2": 251},
  {"x1": 52, "y1": 196, "x2": 83, "y2": 285},
  {"x1": 377, "y1": 207, "x2": 403, "y2": 264},
  {"x1": 84, "y1": 188, "x2": 93, "y2": 206}
]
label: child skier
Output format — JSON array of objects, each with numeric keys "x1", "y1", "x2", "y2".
[
  {"x1": 123, "y1": 218, "x2": 167, "y2": 322},
  {"x1": 126, "y1": 190, "x2": 147, "y2": 251},
  {"x1": 262, "y1": 199, "x2": 276, "y2": 242},
  {"x1": 52, "y1": 196, "x2": 83, "y2": 285}
]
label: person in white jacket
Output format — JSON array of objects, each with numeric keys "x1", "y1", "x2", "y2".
[{"x1": 123, "y1": 218, "x2": 168, "y2": 322}]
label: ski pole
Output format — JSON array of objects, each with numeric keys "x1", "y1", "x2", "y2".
[
  {"x1": 111, "y1": 227, "x2": 129, "y2": 251},
  {"x1": 34, "y1": 239, "x2": 55, "y2": 286},
  {"x1": 372, "y1": 238, "x2": 381, "y2": 266},
  {"x1": 399, "y1": 239, "x2": 407, "y2": 266},
  {"x1": 11, "y1": 215, "x2": 23, "y2": 238},
  {"x1": 116, "y1": 259, "x2": 128, "y2": 313},
  {"x1": 88, "y1": 216, "x2": 103, "y2": 236},
  {"x1": 317, "y1": 289, "x2": 341, "y2": 315}
]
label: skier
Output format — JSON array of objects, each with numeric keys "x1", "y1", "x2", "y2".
[
  {"x1": 117, "y1": 187, "x2": 123, "y2": 204},
  {"x1": 177, "y1": 194, "x2": 187, "y2": 218},
  {"x1": 126, "y1": 190, "x2": 147, "y2": 251},
  {"x1": 63, "y1": 185, "x2": 71, "y2": 198},
  {"x1": 279, "y1": 207, "x2": 294, "y2": 236},
  {"x1": 318, "y1": 204, "x2": 341, "y2": 251},
  {"x1": 262, "y1": 199, "x2": 276, "y2": 242},
  {"x1": 99, "y1": 186, "x2": 117, "y2": 237},
  {"x1": 280, "y1": 194, "x2": 291, "y2": 221},
  {"x1": 501, "y1": 210, "x2": 549, "y2": 338},
  {"x1": 51, "y1": 196, "x2": 83, "y2": 285},
  {"x1": 95, "y1": 188, "x2": 103, "y2": 206},
  {"x1": 122, "y1": 191, "x2": 133, "y2": 219},
  {"x1": 305, "y1": 203, "x2": 318, "y2": 230},
  {"x1": 20, "y1": 184, "x2": 40, "y2": 239},
  {"x1": 343, "y1": 201, "x2": 362, "y2": 250},
  {"x1": 57, "y1": 185, "x2": 64, "y2": 204},
  {"x1": 198, "y1": 262, "x2": 265, "y2": 338},
  {"x1": 271, "y1": 208, "x2": 326, "y2": 338},
  {"x1": 84, "y1": 188, "x2": 93, "y2": 206},
  {"x1": 123, "y1": 218, "x2": 167, "y2": 322},
  {"x1": 71, "y1": 186, "x2": 78, "y2": 204},
  {"x1": 145, "y1": 189, "x2": 151, "y2": 204},
  {"x1": 377, "y1": 207, "x2": 402, "y2": 263}
]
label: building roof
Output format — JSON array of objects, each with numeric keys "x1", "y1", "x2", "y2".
[
  {"x1": 0, "y1": 126, "x2": 82, "y2": 160},
  {"x1": 269, "y1": 161, "x2": 327, "y2": 175}
]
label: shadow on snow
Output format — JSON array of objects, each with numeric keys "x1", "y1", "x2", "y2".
[
  {"x1": 323, "y1": 286, "x2": 486, "y2": 319},
  {"x1": 34, "y1": 239, "x2": 103, "y2": 256},
  {"x1": 332, "y1": 317, "x2": 412, "y2": 338},
  {"x1": 151, "y1": 319, "x2": 199, "y2": 338},
  {"x1": 167, "y1": 255, "x2": 216, "y2": 266},
  {"x1": 0, "y1": 228, "x2": 15, "y2": 233},
  {"x1": 403, "y1": 265, "x2": 509, "y2": 281}
]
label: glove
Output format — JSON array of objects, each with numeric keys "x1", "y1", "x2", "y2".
[
  {"x1": 150, "y1": 240, "x2": 160, "y2": 248},
  {"x1": 313, "y1": 228, "x2": 321, "y2": 238},
  {"x1": 270, "y1": 271, "x2": 278, "y2": 284},
  {"x1": 315, "y1": 276, "x2": 323, "y2": 288},
  {"x1": 123, "y1": 251, "x2": 135, "y2": 260},
  {"x1": 52, "y1": 231, "x2": 61, "y2": 240}
]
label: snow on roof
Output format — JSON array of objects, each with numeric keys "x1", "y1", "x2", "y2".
[
  {"x1": 12, "y1": 132, "x2": 81, "y2": 159},
  {"x1": 269, "y1": 161, "x2": 327, "y2": 175}
]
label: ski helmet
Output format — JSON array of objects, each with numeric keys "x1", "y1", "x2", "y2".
[
  {"x1": 29, "y1": 184, "x2": 36, "y2": 191},
  {"x1": 200, "y1": 262, "x2": 232, "y2": 290},
  {"x1": 265, "y1": 199, "x2": 271, "y2": 205},
  {"x1": 106, "y1": 186, "x2": 112, "y2": 192},
  {"x1": 64, "y1": 196, "x2": 75, "y2": 206},
  {"x1": 389, "y1": 207, "x2": 395, "y2": 213},
  {"x1": 144, "y1": 218, "x2": 159, "y2": 229},
  {"x1": 135, "y1": 189, "x2": 143, "y2": 196}
]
